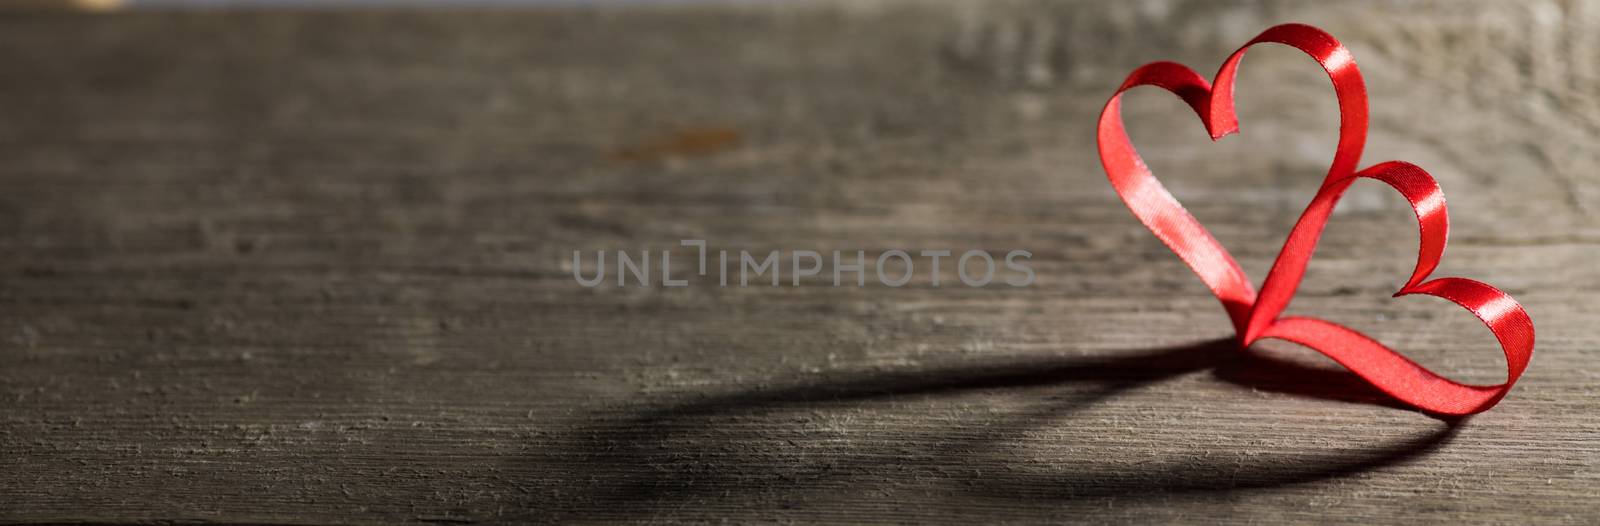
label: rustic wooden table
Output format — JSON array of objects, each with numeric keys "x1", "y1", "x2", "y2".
[{"x1": 1, "y1": 2, "x2": 1596, "y2": 523}]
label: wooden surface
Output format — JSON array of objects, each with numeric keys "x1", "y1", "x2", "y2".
[{"x1": 1, "y1": 2, "x2": 1597, "y2": 523}]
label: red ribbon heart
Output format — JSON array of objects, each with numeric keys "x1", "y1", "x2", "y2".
[{"x1": 1096, "y1": 23, "x2": 1533, "y2": 415}]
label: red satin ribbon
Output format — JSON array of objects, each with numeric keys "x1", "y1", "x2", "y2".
[{"x1": 1096, "y1": 23, "x2": 1533, "y2": 415}]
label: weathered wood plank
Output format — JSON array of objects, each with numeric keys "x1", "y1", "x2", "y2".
[{"x1": 0, "y1": 2, "x2": 1596, "y2": 523}]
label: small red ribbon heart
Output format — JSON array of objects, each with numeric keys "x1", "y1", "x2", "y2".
[{"x1": 1096, "y1": 23, "x2": 1533, "y2": 415}]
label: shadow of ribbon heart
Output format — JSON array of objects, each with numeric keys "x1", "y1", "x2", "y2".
[
  {"x1": 1097, "y1": 23, "x2": 1534, "y2": 415},
  {"x1": 534, "y1": 340, "x2": 1460, "y2": 519}
]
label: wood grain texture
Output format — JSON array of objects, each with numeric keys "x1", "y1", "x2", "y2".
[{"x1": 0, "y1": 2, "x2": 1596, "y2": 523}]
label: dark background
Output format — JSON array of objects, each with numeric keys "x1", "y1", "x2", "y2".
[{"x1": 1, "y1": 1, "x2": 1596, "y2": 523}]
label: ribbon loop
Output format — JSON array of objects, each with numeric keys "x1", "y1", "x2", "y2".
[{"x1": 1095, "y1": 23, "x2": 1534, "y2": 415}]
